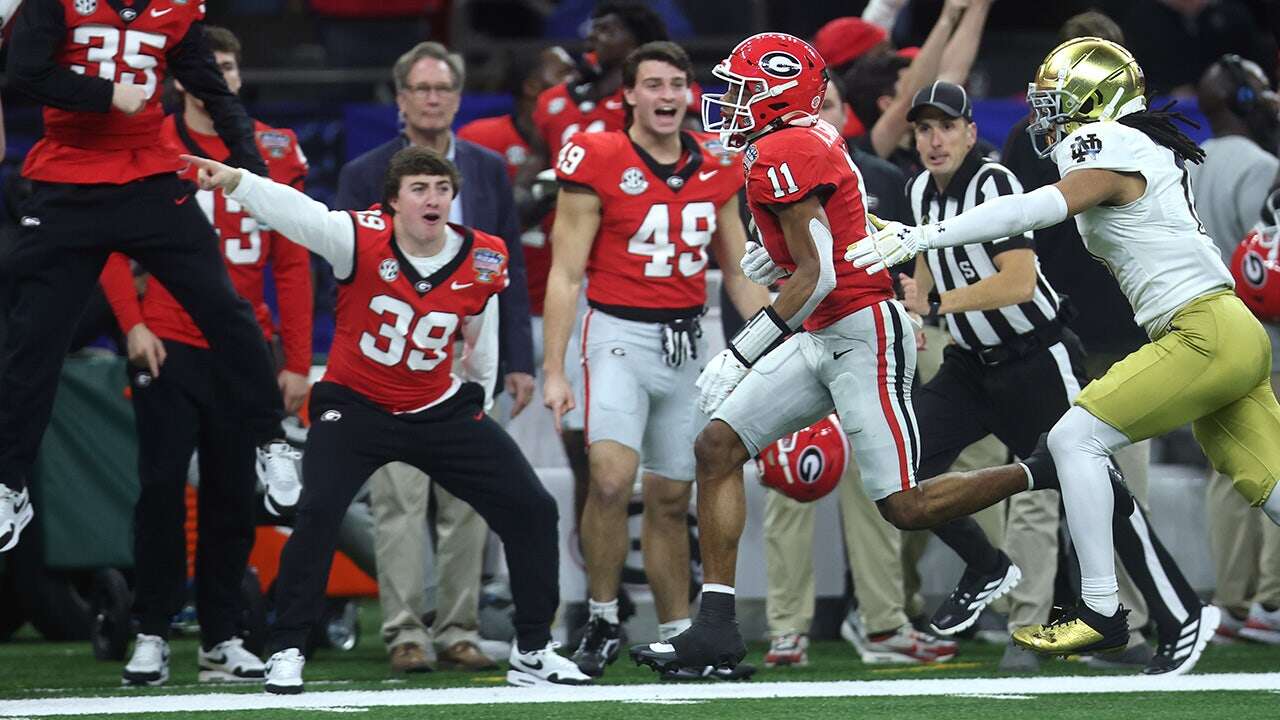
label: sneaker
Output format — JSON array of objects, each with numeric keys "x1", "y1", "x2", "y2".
[
  {"x1": 1212, "y1": 606, "x2": 1246, "y2": 644},
  {"x1": 1012, "y1": 604, "x2": 1130, "y2": 655},
  {"x1": 630, "y1": 620, "x2": 746, "y2": 675},
  {"x1": 1238, "y1": 602, "x2": 1280, "y2": 645},
  {"x1": 763, "y1": 633, "x2": 809, "y2": 668},
  {"x1": 123, "y1": 634, "x2": 170, "y2": 686},
  {"x1": 264, "y1": 648, "x2": 305, "y2": 694},
  {"x1": 998, "y1": 640, "x2": 1040, "y2": 672},
  {"x1": 0, "y1": 485, "x2": 33, "y2": 553},
  {"x1": 842, "y1": 618, "x2": 958, "y2": 664},
  {"x1": 1144, "y1": 605, "x2": 1220, "y2": 676},
  {"x1": 570, "y1": 616, "x2": 622, "y2": 677},
  {"x1": 930, "y1": 553, "x2": 1022, "y2": 636},
  {"x1": 257, "y1": 441, "x2": 302, "y2": 517},
  {"x1": 661, "y1": 662, "x2": 758, "y2": 681},
  {"x1": 198, "y1": 637, "x2": 266, "y2": 682},
  {"x1": 507, "y1": 642, "x2": 592, "y2": 686}
]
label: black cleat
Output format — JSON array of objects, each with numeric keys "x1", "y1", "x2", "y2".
[
  {"x1": 570, "y1": 617, "x2": 622, "y2": 678},
  {"x1": 1144, "y1": 604, "x2": 1219, "y2": 676},
  {"x1": 631, "y1": 620, "x2": 746, "y2": 675},
  {"x1": 660, "y1": 662, "x2": 757, "y2": 682},
  {"x1": 930, "y1": 552, "x2": 1022, "y2": 636}
]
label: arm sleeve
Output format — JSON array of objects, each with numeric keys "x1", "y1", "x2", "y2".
[
  {"x1": 228, "y1": 170, "x2": 356, "y2": 277},
  {"x1": 974, "y1": 167, "x2": 1033, "y2": 253},
  {"x1": 461, "y1": 295, "x2": 501, "y2": 410},
  {"x1": 99, "y1": 253, "x2": 145, "y2": 334},
  {"x1": 490, "y1": 161, "x2": 534, "y2": 376},
  {"x1": 925, "y1": 184, "x2": 1068, "y2": 250},
  {"x1": 7, "y1": 0, "x2": 113, "y2": 112},
  {"x1": 268, "y1": 231, "x2": 314, "y2": 375},
  {"x1": 168, "y1": 23, "x2": 267, "y2": 176}
]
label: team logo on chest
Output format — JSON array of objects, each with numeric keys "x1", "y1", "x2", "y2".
[
  {"x1": 744, "y1": 145, "x2": 759, "y2": 172},
  {"x1": 548, "y1": 97, "x2": 567, "y2": 115},
  {"x1": 120, "y1": 6, "x2": 137, "y2": 20},
  {"x1": 1070, "y1": 133, "x2": 1103, "y2": 163},
  {"x1": 74, "y1": 0, "x2": 97, "y2": 15},
  {"x1": 379, "y1": 258, "x2": 400, "y2": 283},
  {"x1": 505, "y1": 145, "x2": 528, "y2": 167},
  {"x1": 472, "y1": 248, "x2": 505, "y2": 284},
  {"x1": 666, "y1": 176, "x2": 685, "y2": 189},
  {"x1": 257, "y1": 130, "x2": 292, "y2": 159},
  {"x1": 619, "y1": 167, "x2": 649, "y2": 196}
]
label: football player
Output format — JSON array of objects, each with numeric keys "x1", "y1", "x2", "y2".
[
  {"x1": 848, "y1": 38, "x2": 1280, "y2": 665},
  {"x1": 186, "y1": 147, "x2": 591, "y2": 693},
  {"x1": 542, "y1": 41, "x2": 768, "y2": 679},
  {"x1": 97, "y1": 25, "x2": 310, "y2": 687},
  {"x1": 633, "y1": 32, "x2": 1043, "y2": 675},
  {"x1": 0, "y1": 0, "x2": 295, "y2": 553}
]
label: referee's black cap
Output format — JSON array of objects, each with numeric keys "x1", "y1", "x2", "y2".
[{"x1": 907, "y1": 81, "x2": 972, "y2": 122}]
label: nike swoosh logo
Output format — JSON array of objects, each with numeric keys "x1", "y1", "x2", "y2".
[
  {"x1": 698, "y1": 170, "x2": 718, "y2": 181},
  {"x1": 151, "y1": 7, "x2": 172, "y2": 16},
  {"x1": 520, "y1": 658, "x2": 543, "y2": 670},
  {"x1": 204, "y1": 653, "x2": 227, "y2": 664},
  {"x1": 451, "y1": 281, "x2": 473, "y2": 290},
  {"x1": 604, "y1": 100, "x2": 623, "y2": 110},
  {"x1": 833, "y1": 348, "x2": 855, "y2": 360}
]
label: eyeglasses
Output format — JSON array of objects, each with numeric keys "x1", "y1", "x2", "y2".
[{"x1": 403, "y1": 83, "x2": 459, "y2": 98}]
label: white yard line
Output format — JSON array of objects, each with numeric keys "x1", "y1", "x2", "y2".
[{"x1": 0, "y1": 673, "x2": 1275, "y2": 717}]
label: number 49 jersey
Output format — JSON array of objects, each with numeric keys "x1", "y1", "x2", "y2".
[
  {"x1": 745, "y1": 119, "x2": 893, "y2": 330},
  {"x1": 324, "y1": 213, "x2": 510, "y2": 414},
  {"x1": 556, "y1": 130, "x2": 742, "y2": 311}
]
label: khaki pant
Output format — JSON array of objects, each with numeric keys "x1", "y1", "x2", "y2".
[
  {"x1": 1207, "y1": 373, "x2": 1280, "y2": 617},
  {"x1": 369, "y1": 461, "x2": 488, "y2": 652}
]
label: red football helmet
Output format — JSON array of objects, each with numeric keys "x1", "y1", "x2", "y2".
[
  {"x1": 1231, "y1": 188, "x2": 1280, "y2": 323},
  {"x1": 756, "y1": 415, "x2": 848, "y2": 503},
  {"x1": 702, "y1": 32, "x2": 829, "y2": 151}
]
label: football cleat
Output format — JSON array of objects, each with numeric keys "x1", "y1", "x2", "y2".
[
  {"x1": 1013, "y1": 604, "x2": 1130, "y2": 655},
  {"x1": 257, "y1": 441, "x2": 302, "y2": 517},
  {"x1": 264, "y1": 648, "x2": 305, "y2": 695},
  {"x1": 122, "y1": 634, "x2": 170, "y2": 686},
  {"x1": 930, "y1": 553, "x2": 1022, "y2": 636},
  {"x1": 631, "y1": 620, "x2": 746, "y2": 674},
  {"x1": 763, "y1": 633, "x2": 809, "y2": 668},
  {"x1": 841, "y1": 613, "x2": 957, "y2": 665},
  {"x1": 570, "y1": 616, "x2": 622, "y2": 678},
  {"x1": 1144, "y1": 605, "x2": 1220, "y2": 676},
  {"x1": 198, "y1": 637, "x2": 266, "y2": 682},
  {"x1": 507, "y1": 642, "x2": 592, "y2": 686},
  {"x1": 1238, "y1": 602, "x2": 1280, "y2": 645},
  {"x1": 0, "y1": 485, "x2": 33, "y2": 553},
  {"x1": 661, "y1": 662, "x2": 758, "y2": 681}
]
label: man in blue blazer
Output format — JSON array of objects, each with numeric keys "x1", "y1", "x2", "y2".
[{"x1": 334, "y1": 41, "x2": 533, "y2": 675}]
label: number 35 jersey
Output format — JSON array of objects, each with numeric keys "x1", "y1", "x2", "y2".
[
  {"x1": 325, "y1": 213, "x2": 510, "y2": 414},
  {"x1": 745, "y1": 120, "x2": 892, "y2": 331},
  {"x1": 555, "y1": 130, "x2": 742, "y2": 312}
]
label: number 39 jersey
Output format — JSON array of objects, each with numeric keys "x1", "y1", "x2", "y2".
[
  {"x1": 555, "y1": 130, "x2": 742, "y2": 312},
  {"x1": 324, "y1": 213, "x2": 510, "y2": 414},
  {"x1": 745, "y1": 119, "x2": 893, "y2": 331}
]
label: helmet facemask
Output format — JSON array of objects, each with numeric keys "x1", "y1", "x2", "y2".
[
  {"x1": 1026, "y1": 84, "x2": 1074, "y2": 159},
  {"x1": 702, "y1": 62, "x2": 776, "y2": 151}
]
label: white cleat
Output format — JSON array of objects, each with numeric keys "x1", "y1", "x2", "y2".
[
  {"x1": 264, "y1": 648, "x2": 305, "y2": 694},
  {"x1": 257, "y1": 441, "x2": 302, "y2": 516},
  {"x1": 123, "y1": 634, "x2": 170, "y2": 686},
  {"x1": 507, "y1": 641, "x2": 593, "y2": 686},
  {"x1": 1144, "y1": 604, "x2": 1220, "y2": 676},
  {"x1": 199, "y1": 637, "x2": 266, "y2": 682},
  {"x1": 0, "y1": 485, "x2": 33, "y2": 553}
]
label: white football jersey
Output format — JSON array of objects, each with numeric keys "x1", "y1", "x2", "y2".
[{"x1": 1053, "y1": 121, "x2": 1234, "y2": 338}]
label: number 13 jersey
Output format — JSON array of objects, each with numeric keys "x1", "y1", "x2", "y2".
[
  {"x1": 555, "y1": 130, "x2": 742, "y2": 312},
  {"x1": 325, "y1": 212, "x2": 509, "y2": 414}
]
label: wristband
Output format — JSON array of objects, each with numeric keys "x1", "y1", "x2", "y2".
[{"x1": 728, "y1": 306, "x2": 790, "y2": 367}]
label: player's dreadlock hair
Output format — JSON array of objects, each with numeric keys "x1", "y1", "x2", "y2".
[
  {"x1": 1117, "y1": 101, "x2": 1207, "y2": 165},
  {"x1": 593, "y1": 0, "x2": 670, "y2": 45}
]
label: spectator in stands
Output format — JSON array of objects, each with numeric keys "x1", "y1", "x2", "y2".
[
  {"x1": 335, "y1": 41, "x2": 528, "y2": 674},
  {"x1": 999, "y1": 9, "x2": 1157, "y2": 670},
  {"x1": 810, "y1": 17, "x2": 891, "y2": 139},
  {"x1": 1191, "y1": 54, "x2": 1280, "y2": 644},
  {"x1": 846, "y1": 0, "x2": 994, "y2": 177}
]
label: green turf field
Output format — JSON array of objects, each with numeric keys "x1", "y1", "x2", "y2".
[{"x1": 0, "y1": 600, "x2": 1275, "y2": 718}]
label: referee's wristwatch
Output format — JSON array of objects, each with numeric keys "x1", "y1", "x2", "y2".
[{"x1": 925, "y1": 291, "x2": 942, "y2": 325}]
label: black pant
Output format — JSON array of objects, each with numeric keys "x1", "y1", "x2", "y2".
[
  {"x1": 916, "y1": 332, "x2": 1088, "y2": 478},
  {"x1": 267, "y1": 381, "x2": 560, "y2": 654},
  {"x1": 0, "y1": 174, "x2": 283, "y2": 491},
  {"x1": 129, "y1": 342, "x2": 257, "y2": 647}
]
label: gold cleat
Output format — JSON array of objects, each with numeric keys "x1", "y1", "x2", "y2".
[{"x1": 1013, "y1": 605, "x2": 1130, "y2": 656}]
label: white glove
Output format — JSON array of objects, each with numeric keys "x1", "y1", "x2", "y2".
[
  {"x1": 740, "y1": 240, "x2": 789, "y2": 286},
  {"x1": 845, "y1": 222, "x2": 931, "y2": 274},
  {"x1": 695, "y1": 349, "x2": 749, "y2": 415}
]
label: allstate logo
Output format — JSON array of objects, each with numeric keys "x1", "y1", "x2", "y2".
[{"x1": 759, "y1": 51, "x2": 802, "y2": 79}]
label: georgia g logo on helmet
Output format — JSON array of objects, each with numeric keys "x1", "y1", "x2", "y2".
[
  {"x1": 759, "y1": 51, "x2": 803, "y2": 79},
  {"x1": 1243, "y1": 251, "x2": 1269, "y2": 288},
  {"x1": 796, "y1": 446, "x2": 826, "y2": 484}
]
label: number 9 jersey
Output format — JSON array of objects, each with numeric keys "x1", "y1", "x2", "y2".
[
  {"x1": 324, "y1": 212, "x2": 510, "y2": 414},
  {"x1": 555, "y1": 130, "x2": 742, "y2": 312}
]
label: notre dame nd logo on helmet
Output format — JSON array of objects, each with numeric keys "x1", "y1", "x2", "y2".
[{"x1": 1070, "y1": 133, "x2": 1103, "y2": 163}]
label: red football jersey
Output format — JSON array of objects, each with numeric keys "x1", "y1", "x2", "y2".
[
  {"x1": 99, "y1": 115, "x2": 314, "y2": 374},
  {"x1": 23, "y1": 0, "x2": 205, "y2": 184},
  {"x1": 533, "y1": 81, "x2": 703, "y2": 157},
  {"x1": 745, "y1": 119, "x2": 892, "y2": 331},
  {"x1": 325, "y1": 215, "x2": 510, "y2": 413},
  {"x1": 555, "y1": 130, "x2": 741, "y2": 311}
]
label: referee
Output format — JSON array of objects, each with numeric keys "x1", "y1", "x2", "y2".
[{"x1": 901, "y1": 82, "x2": 1210, "y2": 676}]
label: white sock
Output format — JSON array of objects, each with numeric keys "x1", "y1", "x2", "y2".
[
  {"x1": 657, "y1": 618, "x2": 692, "y2": 642},
  {"x1": 1049, "y1": 407, "x2": 1127, "y2": 618},
  {"x1": 703, "y1": 583, "x2": 735, "y2": 595},
  {"x1": 1265, "y1": 487, "x2": 1280, "y2": 526},
  {"x1": 588, "y1": 598, "x2": 619, "y2": 625}
]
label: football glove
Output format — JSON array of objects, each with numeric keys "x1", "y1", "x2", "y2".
[
  {"x1": 662, "y1": 317, "x2": 702, "y2": 367},
  {"x1": 845, "y1": 222, "x2": 931, "y2": 274},
  {"x1": 695, "y1": 349, "x2": 749, "y2": 415},
  {"x1": 740, "y1": 240, "x2": 789, "y2": 286}
]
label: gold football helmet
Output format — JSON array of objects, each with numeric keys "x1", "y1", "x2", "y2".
[{"x1": 1026, "y1": 37, "x2": 1147, "y2": 158}]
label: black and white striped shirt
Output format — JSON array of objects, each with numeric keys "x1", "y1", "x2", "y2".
[{"x1": 908, "y1": 150, "x2": 1061, "y2": 350}]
